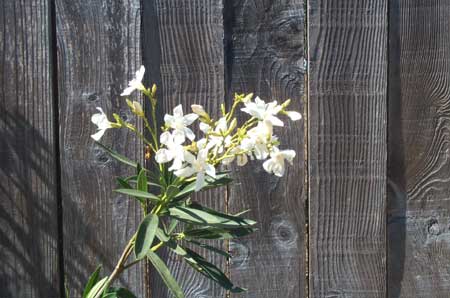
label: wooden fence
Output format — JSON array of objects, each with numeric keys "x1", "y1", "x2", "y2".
[{"x1": 1, "y1": 0, "x2": 449, "y2": 297}]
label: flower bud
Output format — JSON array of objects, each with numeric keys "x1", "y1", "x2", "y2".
[
  {"x1": 151, "y1": 84, "x2": 157, "y2": 97},
  {"x1": 191, "y1": 104, "x2": 208, "y2": 117},
  {"x1": 242, "y1": 93, "x2": 253, "y2": 103}
]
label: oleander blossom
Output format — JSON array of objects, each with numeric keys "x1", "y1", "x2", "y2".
[
  {"x1": 91, "y1": 107, "x2": 113, "y2": 141},
  {"x1": 86, "y1": 67, "x2": 303, "y2": 298}
]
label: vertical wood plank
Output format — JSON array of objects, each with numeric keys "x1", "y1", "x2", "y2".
[
  {"x1": 142, "y1": 1, "x2": 227, "y2": 297},
  {"x1": 0, "y1": 1, "x2": 60, "y2": 297},
  {"x1": 308, "y1": 1, "x2": 387, "y2": 297},
  {"x1": 226, "y1": 1, "x2": 307, "y2": 297},
  {"x1": 388, "y1": 1, "x2": 450, "y2": 297},
  {"x1": 56, "y1": 1, "x2": 144, "y2": 296}
]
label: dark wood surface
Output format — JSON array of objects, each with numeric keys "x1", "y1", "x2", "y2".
[
  {"x1": 0, "y1": 1, "x2": 60, "y2": 297},
  {"x1": 143, "y1": 1, "x2": 227, "y2": 297},
  {"x1": 55, "y1": 0, "x2": 144, "y2": 296},
  {"x1": 308, "y1": 1, "x2": 387, "y2": 297},
  {"x1": 388, "y1": 1, "x2": 450, "y2": 297},
  {"x1": 226, "y1": 1, "x2": 307, "y2": 297}
]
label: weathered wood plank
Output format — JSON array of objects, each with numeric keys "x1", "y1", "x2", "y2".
[
  {"x1": 142, "y1": 1, "x2": 227, "y2": 297},
  {"x1": 388, "y1": 2, "x2": 450, "y2": 297},
  {"x1": 55, "y1": 1, "x2": 144, "y2": 296},
  {"x1": 308, "y1": 1, "x2": 387, "y2": 297},
  {"x1": 226, "y1": 1, "x2": 306, "y2": 297},
  {"x1": 0, "y1": 1, "x2": 60, "y2": 297}
]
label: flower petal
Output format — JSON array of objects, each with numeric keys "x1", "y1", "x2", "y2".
[
  {"x1": 155, "y1": 149, "x2": 174, "y2": 163},
  {"x1": 183, "y1": 113, "x2": 199, "y2": 125},
  {"x1": 121, "y1": 86, "x2": 135, "y2": 96},
  {"x1": 174, "y1": 166, "x2": 196, "y2": 178},
  {"x1": 173, "y1": 104, "x2": 184, "y2": 117},
  {"x1": 91, "y1": 129, "x2": 106, "y2": 141},
  {"x1": 195, "y1": 172, "x2": 206, "y2": 192},
  {"x1": 286, "y1": 111, "x2": 302, "y2": 121},
  {"x1": 205, "y1": 164, "x2": 216, "y2": 178},
  {"x1": 184, "y1": 127, "x2": 196, "y2": 141}
]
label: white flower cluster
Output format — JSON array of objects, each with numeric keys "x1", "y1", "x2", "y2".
[{"x1": 91, "y1": 66, "x2": 302, "y2": 191}]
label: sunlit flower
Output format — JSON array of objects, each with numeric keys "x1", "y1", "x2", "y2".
[
  {"x1": 174, "y1": 149, "x2": 216, "y2": 191},
  {"x1": 241, "y1": 120, "x2": 277, "y2": 160},
  {"x1": 262, "y1": 148, "x2": 296, "y2": 177},
  {"x1": 155, "y1": 131, "x2": 186, "y2": 170},
  {"x1": 285, "y1": 111, "x2": 302, "y2": 121},
  {"x1": 164, "y1": 104, "x2": 198, "y2": 142},
  {"x1": 241, "y1": 96, "x2": 283, "y2": 127},
  {"x1": 121, "y1": 65, "x2": 146, "y2": 96},
  {"x1": 91, "y1": 107, "x2": 113, "y2": 141},
  {"x1": 207, "y1": 117, "x2": 233, "y2": 154}
]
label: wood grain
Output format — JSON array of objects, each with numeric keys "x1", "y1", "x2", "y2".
[
  {"x1": 55, "y1": 1, "x2": 144, "y2": 296},
  {"x1": 0, "y1": 0, "x2": 60, "y2": 297},
  {"x1": 388, "y1": 1, "x2": 450, "y2": 297},
  {"x1": 225, "y1": 1, "x2": 306, "y2": 297},
  {"x1": 143, "y1": 1, "x2": 227, "y2": 297},
  {"x1": 308, "y1": 1, "x2": 387, "y2": 297}
]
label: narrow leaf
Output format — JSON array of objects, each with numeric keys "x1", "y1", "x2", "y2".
[
  {"x1": 183, "y1": 248, "x2": 245, "y2": 293},
  {"x1": 168, "y1": 205, "x2": 256, "y2": 228},
  {"x1": 137, "y1": 169, "x2": 148, "y2": 193},
  {"x1": 147, "y1": 251, "x2": 185, "y2": 298},
  {"x1": 114, "y1": 189, "x2": 160, "y2": 204},
  {"x1": 184, "y1": 226, "x2": 256, "y2": 240},
  {"x1": 82, "y1": 266, "x2": 102, "y2": 298},
  {"x1": 135, "y1": 214, "x2": 159, "y2": 259},
  {"x1": 173, "y1": 173, "x2": 232, "y2": 201},
  {"x1": 187, "y1": 240, "x2": 231, "y2": 258},
  {"x1": 95, "y1": 142, "x2": 137, "y2": 168},
  {"x1": 86, "y1": 277, "x2": 108, "y2": 298}
]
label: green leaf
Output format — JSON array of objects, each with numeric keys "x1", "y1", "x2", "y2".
[
  {"x1": 124, "y1": 175, "x2": 162, "y2": 189},
  {"x1": 184, "y1": 226, "x2": 256, "y2": 240},
  {"x1": 147, "y1": 251, "x2": 185, "y2": 298},
  {"x1": 166, "y1": 185, "x2": 180, "y2": 199},
  {"x1": 95, "y1": 142, "x2": 138, "y2": 168},
  {"x1": 86, "y1": 277, "x2": 108, "y2": 298},
  {"x1": 114, "y1": 189, "x2": 161, "y2": 204},
  {"x1": 82, "y1": 266, "x2": 102, "y2": 298},
  {"x1": 173, "y1": 173, "x2": 232, "y2": 201},
  {"x1": 187, "y1": 240, "x2": 231, "y2": 258},
  {"x1": 168, "y1": 205, "x2": 256, "y2": 228},
  {"x1": 117, "y1": 178, "x2": 133, "y2": 189},
  {"x1": 102, "y1": 287, "x2": 137, "y2": 298},
  {"x1": 167, "y1": 219, "x2": 179, "y2": 234},
  {"x1": 135, "y1": 214, "x2": 159, "y2": 259},
  {"x1": 137, "y1": 169, "x2": 148, "y2": 193},
  {"x1": 183, "y1": 248, "x2": 245, "y2": 293},
  {"x1": 156, "y1": 227, "x2": 170, "y2": 242}
]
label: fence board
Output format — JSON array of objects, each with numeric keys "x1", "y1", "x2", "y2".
[
  {"x1": 142, "y1": 1, "x2": 227, "y2": 297},
  {"x1": 55, "y1": 1, "x2": 144, "y2": 296},
  {"x1": 226, "y1": 1, "x2": 306, "y2": 297},
  {"x1": 308, "y1": 1, "x2": 387, "y2": 297},
  {"x1": 0, "y1": 1, "x2": 60, "y2": 297},
  {"x1": 388, "y1": 1, "x2": 450, "y2": 297}
]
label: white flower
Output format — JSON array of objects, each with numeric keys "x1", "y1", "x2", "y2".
[
  {"x1": 285, "y1": 111, "x2": 302, "y2": 121},
  {"x1": 208, "y1": 117, "x2": 232, "y2": 154},
  {"x1": 174, "y1": 149, "x2": 216, "y2": 191},
  {"x1": 121, "y1": 65, "x2": 145, "y2": 96},
  {"x1": 155, "y1": 131, "x2": 186, "y2": 170},
  {"x1": 241, "y1": 120, "x2": 277, "y2": 160},
  {"x1": 262, "y1": 148, "x2": 296, "y2": 177},
  {"x1": 241, "y1": 96, "x2": 284, "y2": 127},
  {"x1": 164, "y1": 104, "x2": 199, "y2": 142},
  {"x1": 91, "y1": 107, "x2": 113, "y2": 141}
]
